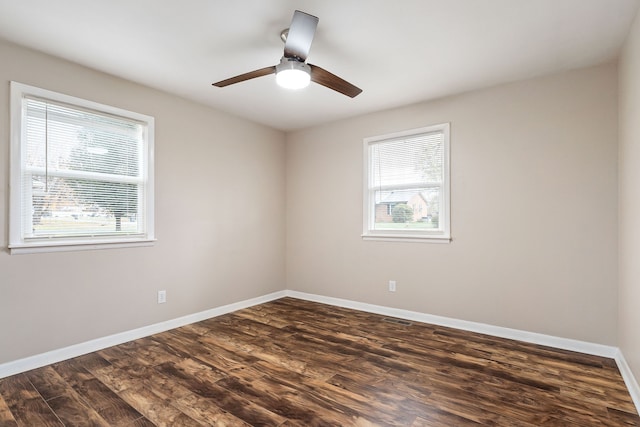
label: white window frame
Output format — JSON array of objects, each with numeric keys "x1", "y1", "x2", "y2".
[
  {"x1": 9, "y1": 82, "x2": 155, "y2": 254},
  {"x1": 362, "y1": 123, "x2": 451, "y2": 243}
]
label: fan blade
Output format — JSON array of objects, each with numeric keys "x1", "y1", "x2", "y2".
[
  {"x1": 309, "y1": 64, "x2": 362, "y2": 98},
  {"x1": 212, "y1": 65, "x2": 276, "y2": 87},
  {"x1": 284, "y1": 10, "x2": 318, "y2": 61}
]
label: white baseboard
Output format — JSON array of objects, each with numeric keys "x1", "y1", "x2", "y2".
[
  {"x1": 0, "y1": 290, "x2": 286, "y2": 379},
  {"x1": 285, "y1": 290, "x2": 618, "y2": 358},
  {"x1": 616, "y1": 349, "x2": 640, "y2": 412}
]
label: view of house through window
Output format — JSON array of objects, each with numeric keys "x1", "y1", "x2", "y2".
[
  {"x1": 363, "y1": 123, "x2": 450, "y2": 241},
  {"x1": 10, "y1": 82, "x2": 155, "y2": 253}
]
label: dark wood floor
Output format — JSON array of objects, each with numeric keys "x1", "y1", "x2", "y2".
[{"x1": 0, "y1": 297, "x2": 638, "y2": 426}]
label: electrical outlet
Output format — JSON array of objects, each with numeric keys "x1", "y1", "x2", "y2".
[
  {"x1": 388, "y1": 280, "x2": 396, "y2": 292},
  {"x1": 157, "y1": 290, "x2": 167, "y2": 304}
]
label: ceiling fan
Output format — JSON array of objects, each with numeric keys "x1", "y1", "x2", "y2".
[{"x1": 212, "y1": 10, "x2": 362, "y2": 98}]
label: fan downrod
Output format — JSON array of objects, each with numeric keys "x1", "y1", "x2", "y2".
[{"x1": 280, "y1": 28, "x2": 289, "y2": 43}]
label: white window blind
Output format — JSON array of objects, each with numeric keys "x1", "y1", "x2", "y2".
[
  {"x1": 10, "y1": 82, "x2": 155, "y2": 253},
  {"x1": 363, "y1": 123, "x2": 450, "y2": 242}
]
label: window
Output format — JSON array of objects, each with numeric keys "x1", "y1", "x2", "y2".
[
  {"x1": 363, "y1": 123, "x2": 450, "y2": 242},
  {"x1": 9, "y1": 82, "x2": 155, "y2": 254}
]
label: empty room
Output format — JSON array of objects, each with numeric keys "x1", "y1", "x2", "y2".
[{"x1": 1, "y1": 0, "x2": 640, "y2": 425}]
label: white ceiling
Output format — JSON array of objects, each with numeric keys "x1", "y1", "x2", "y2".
[{"x1": 0, "y1": 0, "x2": 638, "y2": 131}]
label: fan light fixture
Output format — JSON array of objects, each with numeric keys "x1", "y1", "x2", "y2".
[
  {"x1": 275, "y1": 57, "x2": 311, "y2": 90},
  {"x1": 212, "y1": 10, "x2": 362, "y2": 97}
]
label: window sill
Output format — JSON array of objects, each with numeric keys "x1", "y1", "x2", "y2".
[
  {"x1": 9, "y1": 238, "x2": 156, "y2": 255},
  {"x1": 362, "y1": 233, "x2": 451, "y2": 243}
]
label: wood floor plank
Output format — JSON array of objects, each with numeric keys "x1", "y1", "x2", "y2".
[
  {"x1": 188, "y1": 335, "x2": 263, "y2": 373},
  {"x1": 70, "y1": 353, "x2": 113, "y2": 372},
  {"x1": 412, "y1": 411, "x2": 484, "y2": 427},
  {"x1": 154, "y1": 359, "x2": 287, "y2": 426},
  {"x1": 118, "y1": 336, "x2": 188, "y2": 366},
  {"x1": 606, "y1": 407, "x2": 640, "y2": 426},
  {"x1": 113, "y1": 384, "x2": 203, "y2": 427},
  {"x1": 1, "y1": 297, "x2": 638, "y2": 426},
  {"x1": 0, "y1": 374, "x2": 63, "y2": 427},
  {"x1": 26, "y1": 366, "x2": 112, "y2": 426},
  {"x1": 54, "y1": 359, "x2": 146, "y2": 426},
  {"x1": 25, "y1": 367, "x2": 70, "y2": 402},
  {"x1": 216, "y1": 374, "x2": 337, "y2": 426},
  {"x1": 251, "y1": 359, "x2": 415, "y2": 426},
  {"x1": 45, "y1": 394, "x2": 111, "y2": 427},
  {"x1": 128, "y1": 416, "x2": 157, "y2": 427},
  {"x1": 171, "y1": 391, "x2": 254, "y2": 426},
  {"x1": 0, "y1": 392, "x2": 20, "y2": 426}
]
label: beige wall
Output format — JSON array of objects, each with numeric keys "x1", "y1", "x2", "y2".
[
  {"x1": 286, "y1": 63, "x2": 618, "y2": 345},
  {"x1": 0, "y1": 36, "x2": 625, "y2": 367},
  {"x1": 0, "y1": 40, "x2": 286, "y2": 364},
  {"x1": 619, "y1": 9, "x2": 640, "y2": 388}
]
